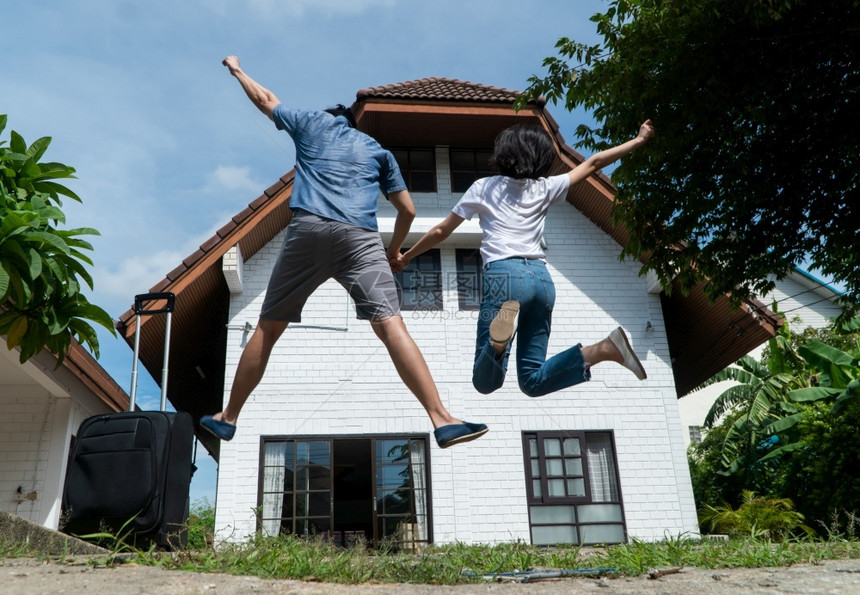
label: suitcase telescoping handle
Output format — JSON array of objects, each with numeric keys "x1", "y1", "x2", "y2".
[{"x1": 129, "y1": 292, "x2": 176, "y2": 412}]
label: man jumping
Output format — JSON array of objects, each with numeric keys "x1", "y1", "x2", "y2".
[{"x1": 200, "y1": 56, "x2": 487, "y2": 449}]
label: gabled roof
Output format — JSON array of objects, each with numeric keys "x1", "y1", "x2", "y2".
[
  {"x1": 116, "y1": 78, "x2": 780, "y2": 459},
  {"x1": 356, "y1": 77, "x2": 526, "y2": 104}
]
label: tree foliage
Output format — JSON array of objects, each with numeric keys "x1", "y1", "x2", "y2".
[
  {"x1": 0, "y1": 114, "x2": 115, "y2": 365},
  {"x1": 519, "y1": 0, "x2": 860, "y2": 316},
  {"x1": 688, "y1": 314, "x2": 860, "y2": 527}
]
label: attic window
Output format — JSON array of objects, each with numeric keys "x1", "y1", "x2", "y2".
[
  {"x1": 450, "y1": 149, "x2": 494, "y2": 192},
  {"x1": 391, "y1": 148, "x2": 436, "y2": 193}
]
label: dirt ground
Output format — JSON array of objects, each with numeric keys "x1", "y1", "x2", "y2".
[{"x1": 2, "y1": 556, "x2": 860, "y2": 594}]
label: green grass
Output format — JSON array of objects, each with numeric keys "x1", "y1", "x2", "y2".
[
  {"x1": 127, "y1": 535, "x2": 860, "y2": 585},
  {"x1": 4, "y1": 530, "x2": 860, "y2": 585}
]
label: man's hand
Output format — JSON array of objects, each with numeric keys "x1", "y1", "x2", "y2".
[
  {"x1": 222, "y1": 55, "x2": 241, "y2": 75},
  {"x1": 221, "y1": 55, "x2": 280, "y2": 119}
]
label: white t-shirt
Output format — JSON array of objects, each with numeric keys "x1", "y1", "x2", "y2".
[{"x1": 452, "y1": 174, "x2": 571, "y2": 264}]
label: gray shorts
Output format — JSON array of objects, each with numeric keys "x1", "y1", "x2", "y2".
[{"x1": 260, "y1": 210, "x2": 401, "y2": 322}]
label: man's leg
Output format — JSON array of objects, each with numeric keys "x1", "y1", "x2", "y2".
[
  {"x1": 370, "y1": 315, "x2": 460, "y2": 429},
  {"x1": 213, "y1": 317, "x2": 289, "y2": 425}
]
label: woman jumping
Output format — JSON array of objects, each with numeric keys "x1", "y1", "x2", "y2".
[{"x1": 392, "y1": 120, "x2": 654, "y2": 397}]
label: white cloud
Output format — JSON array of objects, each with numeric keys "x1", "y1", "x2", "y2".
[
  {"x1": 207, "y1": 165, "x2": 262, "y2": 194},
  {"x1": 96, "y1": 250, "x2": 188, "y2": 301},
  {"x1": 243, "y1": 0, "x2": 397, "y2": 17}
]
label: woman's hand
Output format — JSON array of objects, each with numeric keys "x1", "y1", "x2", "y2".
[{"x1": 638, "y1": 119, "x2": 655, "y2": 143}]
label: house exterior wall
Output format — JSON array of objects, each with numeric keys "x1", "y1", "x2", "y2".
[
  {"x1": 677, "y1": 275, "x2": 843, "y2": 448},
  {"x1": 214, "y1": 149, "x2": 699, "y2": 544},
  {"x1": 0, "y1": 353, "x2": 116, "y2": 530}
]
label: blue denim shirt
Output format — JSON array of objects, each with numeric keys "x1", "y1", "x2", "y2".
[{"x1": 272, "y1": 105, "x2": 406, "y2": 231}]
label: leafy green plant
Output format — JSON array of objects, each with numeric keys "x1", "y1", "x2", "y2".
[
  {"x1": 789, "y1": 333, "x2": 860, "y2": 415},
  {"x1": 73, "y1": 515, "x2": 151, "y2": 562},
  {"x1": 0, "y1": 114, "x2": 115, "y2": 364},
  {"x1": 186, "y1": 498, "x2": 216, "y2": 550},
  {"x1": 694, "y1": 310, "x2": 807, "y2": 474},
  {"x1": 699, "y1": 491, "x2": 813, "y2": 541}
]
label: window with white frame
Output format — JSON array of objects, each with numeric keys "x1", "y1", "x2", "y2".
[
  {"x1": 522, "y1": 431, "x2": 626, "y2": 546},
  {"x1": 688, "y1": 426, "x2": 704, "y2": 444}
]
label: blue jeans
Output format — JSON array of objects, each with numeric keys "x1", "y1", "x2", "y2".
[{"x1": 472, "y1": 258, "x2": 591, "y2": 397}]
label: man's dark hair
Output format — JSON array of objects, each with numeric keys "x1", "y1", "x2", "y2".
[
  {"x1": 324, "y1": 104, "x2": 356, "y2": 128},
  {"x1": 490, "y1": 125, "x2": 556, "y2": 179}
]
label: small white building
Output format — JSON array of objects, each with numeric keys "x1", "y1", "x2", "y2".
[
  {"x1": 0, "y1": 341, "x2": 130, "y2": 530},
  {"x1": 119, "y1": 78, "x2": 780, "y2": 548},
  {"x1": 678, "y1": 270, "x2": 844, "y2": 448}
]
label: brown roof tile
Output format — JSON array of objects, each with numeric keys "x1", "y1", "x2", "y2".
[
  {"x1": 199, "y1": 235, "x2": 220, "y2": 252},
  {"x1": 166, "y1": 263, "x2": 187, "y2": 281},
  {"x1": 216, "y1": 220, "x2": 238, "y2": 238},
  {"x1": 232, "y1": 206, "x2": 255, "y2": 224},
  {"x1": 356, "y1": 77, "x2": 543, "y2": 105},
  {"x1": 264, "y1": 179, "x2": 287, "y2": 197},
  {"x1": 182, "y1": 249, "x2": 206, "y2": 268},
  {"x1": 249, "y1": 194, "x2": 269, "y2": 210}
]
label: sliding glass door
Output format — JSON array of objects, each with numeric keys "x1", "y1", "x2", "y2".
[{"x1": 259, "y1": 435, "x2": 431, "y2": 548}]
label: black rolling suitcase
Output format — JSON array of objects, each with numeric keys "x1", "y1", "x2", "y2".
[{"x1": 62, "y1": 292, "x2": 194, "y2": 549}]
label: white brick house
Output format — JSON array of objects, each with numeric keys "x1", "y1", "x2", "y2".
[
  {"x1": 0, "y1": 341, "x2": 130, "y2": 530},
  {"x1": 118, "y1": 78, "x2": 781, "y2": 547}
]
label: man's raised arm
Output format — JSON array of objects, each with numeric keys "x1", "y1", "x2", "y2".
[{"x1": 222, "y1": 55, "x2": 281, "y2": 120}]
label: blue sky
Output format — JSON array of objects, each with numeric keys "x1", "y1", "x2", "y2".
[{"x1": 4, "y1": 0, "x2": 606, "y2": 505}]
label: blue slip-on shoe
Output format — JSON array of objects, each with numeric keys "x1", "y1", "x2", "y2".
[
  {"x1": 200, "y1": 415, "x2": 236, "y2": 441},
  {"x1": 434, "y1": 421, "x2": 489, "y2": 449}
]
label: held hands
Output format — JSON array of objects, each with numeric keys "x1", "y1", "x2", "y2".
[
  {"x1": 222, "y1": 55, "x2": 241, "y2": 75},
  {"x1": 388, "y1": 251, "x2": 410, "y2": 273}
]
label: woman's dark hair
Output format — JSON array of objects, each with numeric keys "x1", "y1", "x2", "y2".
[
  {"x1": 490, "y1": 125, "x2": 556, "y2": 179},
  {"x1": 324, "y1": 104, "x2": 356, "y2": 128}
]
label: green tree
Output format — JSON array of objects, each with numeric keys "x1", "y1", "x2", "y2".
[
  {"x1": 695, "y1": 310, "x2": 806, "y2": 474},
  {"x1": 519, "y1": 0, "x2": 860, "y2": 316},
  {"x1": 0, "y1": 114, "x2": 115, "y2": 364},
  {"x1": 780, "y1": 399, "x2": 860, "y2": 529},
  {"x1": 689, "y1": 315, "x2": 860, "y2": 526}
]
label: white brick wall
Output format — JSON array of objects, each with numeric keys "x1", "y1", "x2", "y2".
[
  {"x1": 0, "y1": 358, "x2": 116, "y2": 528},
  {"x1": 214, "y1": 155, "x2": 699, "y2": 543},
  {"x1": 0, "y1": 388, "x2": 53, "y2": 523}
]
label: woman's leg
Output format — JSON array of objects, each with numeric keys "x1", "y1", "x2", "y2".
[
  {"x1": 471, "y1": 260, "x2": 524, "y2": 394},
  {"x1": 516, "y1": 261, "x2": 591, "y2": 397}
]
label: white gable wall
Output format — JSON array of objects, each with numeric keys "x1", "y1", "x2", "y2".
[
  {"x1": 677, "y1": 274, "x2": 843, "y2": 447},
  {"x1": 214, "y1": 152, "x2": 698, "y2": 543}
]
